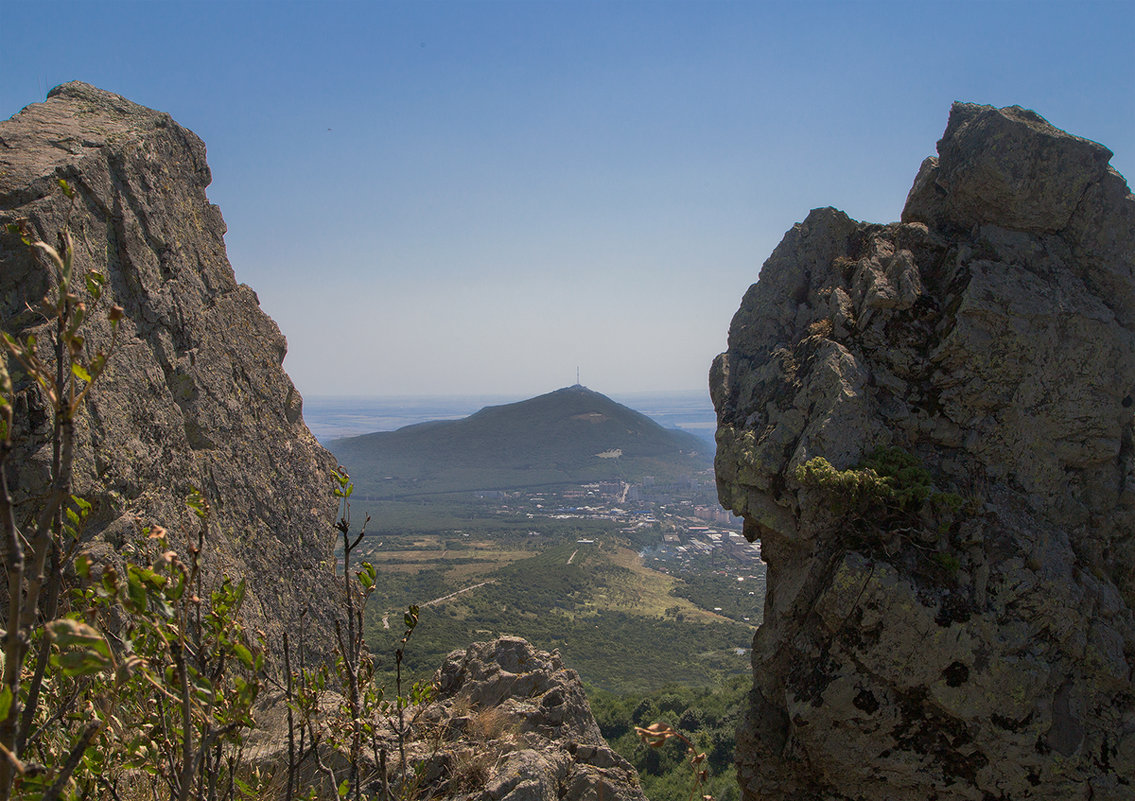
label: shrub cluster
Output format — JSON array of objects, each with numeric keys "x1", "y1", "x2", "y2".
[{"x1": 0, "y1": 192, "x2": 432, "y2": 801}]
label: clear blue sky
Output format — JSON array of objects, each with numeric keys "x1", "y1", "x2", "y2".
[{"x1": 3, "y1": 1, "x2": 1132, "y2": 398}]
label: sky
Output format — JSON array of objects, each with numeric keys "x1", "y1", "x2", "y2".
[{"x1": 2, "y1": 1, "x2": 1133, "y2": 399}]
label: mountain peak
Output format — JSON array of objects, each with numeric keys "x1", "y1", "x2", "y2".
[{"x1": 330, "y1": 388, "x2": 712, "y2": 497}]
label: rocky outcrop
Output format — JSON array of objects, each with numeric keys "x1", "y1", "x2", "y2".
[
  {"x1": 713, "y1": 103, "x2": 1135, "y2": 800},
  {"x1": 419, "y1": 635, "x2": 649, "y2": 798},
  {"x1": 424, "y1": 638, "x2": 646, "y2": 801},
  {"x1": 0, "y1": 82, "x2": 338, "y2": 637},
  {"x1": 249, "y1": 637, "x2": 648, "y2": 800}
]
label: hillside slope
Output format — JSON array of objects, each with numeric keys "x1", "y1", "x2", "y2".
[{"x1": 331, "y1": 384, "x2": 712, "y2": 496}]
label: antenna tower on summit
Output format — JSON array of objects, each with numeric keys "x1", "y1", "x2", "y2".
[{"x1": 576, "y1": 367, "x2": 580, "y2": 386}]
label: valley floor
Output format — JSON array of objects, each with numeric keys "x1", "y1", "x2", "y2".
[{"x1": 357, "y1": 484, "x2": 764, "y2": 695}]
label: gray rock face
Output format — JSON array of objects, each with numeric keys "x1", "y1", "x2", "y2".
[
  {"x1": 250, "y1": 637, "x2": 647, "y2": 800},
  {"x1": 423, "y1": 638, "x2": 647, "y2": 801},
  {"x1": 713, "y1": 103, "x2": 1135, "y2": 800},
  {"x1": 0, "y1": 82, "x2": 338, "y2": 638}
]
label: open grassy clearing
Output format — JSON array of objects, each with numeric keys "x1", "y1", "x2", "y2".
[
  {"x1": 375, "y1": 561, "x2": 434, "y2": 574},
  {"x1": 446, "y1": 560, "x2": 506, "y2": 582},
  {"x1": 347, "y1": 495, "x2": 623, "y2": 536},
  {"x1": 604, "y1": 545, "x2": 730, "y2": 622},
  {"x1": 359, "y1": 524, "x2": 756, "y2": 694},
  {"x1": 363, "y1": 533, "x2": 738, "y2": 624},
  {"x1": 360, "y1": 534, "x2": 543, "y2": 585}
]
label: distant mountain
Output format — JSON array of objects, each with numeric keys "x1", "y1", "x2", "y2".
[{"x1": 329, "y1": 385, "x2": 713, "y2": 497}]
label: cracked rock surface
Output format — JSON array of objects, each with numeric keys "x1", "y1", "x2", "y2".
[
  {"x1": 0, "y1": 82, "x2": 338, "y2": 639},
  {"x1": 423, "y1": 638, "x2": 647, "y2": 801},
  {"x1": 714, "y1": 103, "x2": 1135, "y2": 800},
  {"x1": 248, "y1": 637, "x2": 648, "y2": 800}
]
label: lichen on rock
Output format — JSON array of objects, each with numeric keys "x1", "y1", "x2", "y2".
[{"x1": 714, "y1": 103, "x2": 1135, "y2": 800}]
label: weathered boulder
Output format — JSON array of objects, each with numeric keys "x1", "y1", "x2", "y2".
[
  {"x1": 714, "y1": 103, "x2": 1135, "y2": 799},
  {"x1": 248, "y1": 637, "x2": 648, "y2": 800},
  {"x1": 0, "y1": 82, "x2": 338, "y2": 639},
  {"x1": 424, "y1": 637, "x2": 647, "y2": 801}
]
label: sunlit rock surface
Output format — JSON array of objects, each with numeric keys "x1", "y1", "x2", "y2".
[
  {"x1": 0, "y1": 82, "x2": 339, "y2": 639},
  {"x1": 427, "y1": 637, "x2": 648, "y2": 801},
  {"x1": 714, "y1": 103, "x2": 1135, "y2": 800},
  {"x1": 250, "y1": 637, "x2": 649, "y2": 800}
]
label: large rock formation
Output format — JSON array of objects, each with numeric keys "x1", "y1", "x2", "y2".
[
  {"x1": 713, "y1": 103, "x2": 1135, "y2": 799},
  {"x1": 0, "y1": 82, "x2": 339, "y2": 637}
]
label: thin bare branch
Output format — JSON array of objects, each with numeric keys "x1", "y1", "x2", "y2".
[{"x1": 41, "y1": 720, "x2": 101, "y2": 801}]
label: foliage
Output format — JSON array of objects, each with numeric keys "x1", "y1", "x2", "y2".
[
  {"x1": 0, "y1": 189, "x2": 129, "y2": 800},
  {"x1": 589, "y1": 676, "x2": 748, "y2": 801},
  {"x1": 794, "y1": 445, "x2": 977, "y2": 584},
  {"x1": 59, "y1": 509, "x2": 267, "y2": 801},
  {"x1": 669, "y1": 572, "x2": 763, "y2": 625},
  {"x1": 308, "y1": 468, "x2": 436, "y2": 801},
  {"x1": 856, "y1": 446, "x2": 933, "y2": 507},
  {"x1": 0, "y1": 200, "x2": 436, "y2": 800},
  {"x1": 794, "y1": 445, "x2": 964, "y2": 520},
  {"x1": 0, "y1": 201, "x2": 278, "y2": 799},
  {"x1": 793, "y1": 449, "x2": 908, "y2": 518},
  {"x1": 635, "y1": 722, "x2": 711, "y2": 801}
]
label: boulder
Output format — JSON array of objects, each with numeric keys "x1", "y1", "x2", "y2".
[
  {"x1": 248, "y1": 637, "x2": 649, "y2": 800},
  {"x1": 426, "y1": 637, "x2": 647, "y2": 801},
  {"x1": 714, "y1": 103, "x2": 1135, "y2": 799}
]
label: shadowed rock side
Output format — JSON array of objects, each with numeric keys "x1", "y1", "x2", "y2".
[
  {"x1": 712, "y1": 103, "x2": 1135, "y2": 800},
  {"x1": 0, "y1": 82, "x2": 338, "y2": 639}
]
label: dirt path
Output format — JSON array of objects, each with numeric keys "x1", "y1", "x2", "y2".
[
  {"x1": 380, "y1": 581, "x2": 493, "y2": 630},
  {"x1": 567, "y1": 549, "x2": 578, "y2": 565},
  {"x1": 421, "y1": 581, "x2": 493, "y2": 608}
]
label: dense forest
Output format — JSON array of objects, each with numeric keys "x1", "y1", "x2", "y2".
[{"x1": 589, "y1": 676, "x2": 749, "y2": 801}]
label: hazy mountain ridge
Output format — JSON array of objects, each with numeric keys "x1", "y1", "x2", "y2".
[{"x1": 330, "y1": 384, "x2": 713, "y2": 497}]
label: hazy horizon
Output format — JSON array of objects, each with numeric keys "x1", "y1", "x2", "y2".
[
  {"x1": 4, "y1": 1, "x2": 1131, "y2": 398},
  {"x1": 302, "y1": 385, "x2": 712, "y2": 401},
  {"x1": 302, "y1": 386, "x2": 717, "y2": 443}
]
